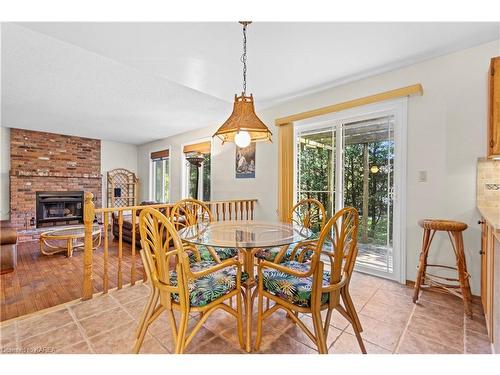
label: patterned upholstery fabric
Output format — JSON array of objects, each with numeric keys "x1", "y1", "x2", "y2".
[
  {"x1": 260, "y1": 261, "x2": 330, "y2": 307},
  {"x1": 188, "y1": 245, "x2": 239, "y2": 262},
  {"x1": 254, "y1": 245, "x2": 314, "y2": 263},
  {"x1": 170, "y1": 260, "x2": 248, "y2": 307}
]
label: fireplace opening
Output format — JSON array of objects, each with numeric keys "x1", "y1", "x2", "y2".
[{"x1": 35, "y1": 191, "x2": 84, "y2": 228}]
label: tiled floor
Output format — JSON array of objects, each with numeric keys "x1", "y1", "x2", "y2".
[{"x1": 0, "y1": 272, "x2": 493, "y2": 354}]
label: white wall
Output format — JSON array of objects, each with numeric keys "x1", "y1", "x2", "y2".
[
  {"x1": 0, "y1": 127, "x2": 10, "y2": 220},
  {"x1": 101, "y1": 140, "x2": 138, "y2": 207},
  {"x1": 138, "y1": 40, "x2": 500, "y2": 294}
]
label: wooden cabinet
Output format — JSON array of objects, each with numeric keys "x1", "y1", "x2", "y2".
[
  {"x1": 488, "y1": 57, "x2": 500, "y2": 157},
  {"x1": 480, "y1": 218, "x2": 497, "y2": 346}
]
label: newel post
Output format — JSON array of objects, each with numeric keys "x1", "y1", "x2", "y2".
[{"x1": 82, "y1": 192, "x2": 95, "y2": 300}]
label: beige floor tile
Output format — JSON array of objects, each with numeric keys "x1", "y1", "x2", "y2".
[
  {"x1": 330, "y1": 332, "x2": 390, "y2": 354},
  {"x1": 348, "y1": 287, "x2": 378, "y2": 311},
  {"x1": 187, "y1": 336, "x2": 244, "y2": 354},
  {"x1": 350, "y1": 272, "x2": 384, "y2": 289},
  {"x1": 202, "y1": 308, "x2": 237, "y2": 334},
  {"x1": 370, "y1": 289, "x2": 414, "y2": 309},
  {"x1": 57, "y1": 340, "x2": 94, "y2": 354},
  {"x1": 122, "y1": 298, "x2": 150, "y2": 320},
  {"x1": 413, "y1": 299, "x2": 464, "y2": 328},
  {"x1": 19, "y1": 322, "x2": 84, "y2": 352},
  {"x1": 406, "y1": 314, "x2": 463, "y2": 352},
  {"x1": 464, "y1": 314, "x2": 488, "y2": 336},
  {"x1": 149, "y1": 315, "x2": 217, "y2": 353},
  {"x1": 417, "y1": 290, "x2": 465, "y2": 310},
  {"x1": 359, "y1": 299, "x2": 413, "y2": 327},
  {"x1": 262, "y1": 334, "x2": 318, "y2": 354},
  {"x1": 315, "y1": 309, "x2": 350, "y2": 330},
  {"x1": 88, "y1": 322, "x2": 167, "y2": 354},
  {"x1": 283, "y1": 315, "x2": 342, "y2": 350},
  {"x1": 396, "y1": 331, "x2": 461, "y2": 354},
  {"x1": 17, "y1": 308, "x2": 74, "y2": 341},
  {"x1": 465, "y1": 330, "x2": 492, "y2": 354},
  {"x1": 0, "y1": 322, "x2": 17, "y2": 348},
  {"x1": 78, "y1": 307, "x2": 133, "y2": 338},
  {"x1": 110, "y1": 284, "x2": 150, "y2": 305},
  {"x1": 345, "y1": 314, "x2": 405, "y2": 351},
  {"x1": 70, "y1": 294, "x2": 120, "y2": 320}
]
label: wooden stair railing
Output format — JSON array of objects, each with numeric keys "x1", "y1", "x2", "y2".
[{"x1": 82, "y1": 192, "x2": 257, "y2": 300}]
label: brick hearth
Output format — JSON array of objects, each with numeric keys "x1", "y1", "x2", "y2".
[{"x1": 9, "y1": 128, "x2": 102, "y2": 237}]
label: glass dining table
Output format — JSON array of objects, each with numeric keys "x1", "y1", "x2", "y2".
[{"x1": 178, "y1": 220, "x2": 313, "y2": 352}]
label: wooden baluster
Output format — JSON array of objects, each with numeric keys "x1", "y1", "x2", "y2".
[
  {"x1": 222, "y1": 202, "x2": 226, "y2": 221},
  {"x1": 118, "y1": 210, "x2": 123, "y2": 289},
  {"x1": 82, "y1": 192, "x2": 95, "y2": 300},
  {"x1": 246, "y1": 201, "x2": 249, "y2": 220},
  {"x1": 229, "y1": 202, "x2": 233, "y2": 221},
  {"x1": 239, "y1": 201, "x2": 243, "y2": 220},
  {"x1": 216, "y1": 203, "x2": 220, "y2": 221},
  {"x1": 103, "y1": 211, "x2": 109, "y2": 294},
  {"x1": 131, "y1": 209, "x2": 136, "y2": 286},
  {"x1": 251, "y1": 201, "x2": 255, "y2": 220}
]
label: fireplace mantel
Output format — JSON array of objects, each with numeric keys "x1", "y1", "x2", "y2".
[{"x1": 9, "y1": 128, "x2": 102, "y2": 236}]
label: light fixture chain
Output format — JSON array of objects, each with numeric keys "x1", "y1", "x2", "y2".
[{"x1": 241, "y1": 23, "x2": 247, "y2": 95}]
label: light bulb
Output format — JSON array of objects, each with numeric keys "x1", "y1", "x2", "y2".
[{"x1": 235, "y1": 131, "x2": 251, "y2": 148}]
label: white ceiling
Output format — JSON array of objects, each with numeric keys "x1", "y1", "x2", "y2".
[{"x1": 2, "y1": 22, "x2": 500, "y2": 144}]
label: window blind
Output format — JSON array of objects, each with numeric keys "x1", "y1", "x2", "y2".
[
  {"x1": 183, "y1": 141, "x2": 211, "y2": 154},
  {"x1": 151, "y1": 149, "x2": 169, "y2": 160}
]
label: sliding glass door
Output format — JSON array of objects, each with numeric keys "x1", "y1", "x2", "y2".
[{"x1": 295, "y1": 100, "x2": 406, "y2": 281}]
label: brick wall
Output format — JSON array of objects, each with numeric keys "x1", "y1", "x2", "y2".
[{"x1": 9, "y1": 128, "x2": 102, "y2": 232}]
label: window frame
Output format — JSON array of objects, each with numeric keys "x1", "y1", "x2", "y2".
[
  {"x1": 150, "y1": 149, "x2": 171, "y2": 203},
  {"x1": 181, "y1": 138, "x2": 212, "y2": 201}
]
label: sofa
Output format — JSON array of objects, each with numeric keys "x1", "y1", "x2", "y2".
[
  {"x1": 112, "y1": 201, "x2": 166, "y2": 246},
  {"x1": 0, "y1": 225, "x2": 18, "y2": 274}
]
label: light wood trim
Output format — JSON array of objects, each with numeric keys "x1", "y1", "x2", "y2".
[
  {"x1": 103, "y1": 212, "x2": 109, "y2": 293},
  {"x1": 118, "y1": 211, "x2": 123, "y2": 289},
  {"x1": 278, "y1": 123, "x2": 294, "y2": 221},
  {"x1": 183, "y1": 141, "x2": 211, "y2": 154},
  {"x1": 275, "y1": 84, "x2": 423, "y2": 126},
  {"x1": 488, "y1": 57, "x2": 500, "y2": 157},
  {"x1": 82, "y1": 192, "x2": 95, "y2": 300},
  {"x1": 131, "y1": 209, "x2": 137, "y2": 286}
]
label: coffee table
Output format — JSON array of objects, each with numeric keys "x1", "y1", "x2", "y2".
[{"x1": 40, "y1": 225, "x2": 101, "y2": 257}]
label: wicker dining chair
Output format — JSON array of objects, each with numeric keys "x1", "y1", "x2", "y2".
[
  {"x1": 133, "y1": 207, "x2": 245, "y2": 354},
  {"x1": 254, "y1": 207, "x2": 366, "y2": 354},
  {"x1": 170, "y1": 198, "x2": 238, "y2": 262},
  {"x1": 254, "y1": 198, "x2": 326, "y2": 263}
]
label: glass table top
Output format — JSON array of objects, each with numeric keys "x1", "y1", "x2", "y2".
[
  {"x1": 42, "y1": 225, "x2": 100, "y2": 237},
  {"x1": 178, "y1": 220, "x2": 313, "y2": 249}
]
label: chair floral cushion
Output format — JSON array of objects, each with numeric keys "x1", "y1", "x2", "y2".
[
  {"x1": 254, "y1": 245, "x2": 314, "y2": 263},
  {"x1": 170, "y1": 260, "x2": 248, "y2": 307},
  {"x1": 187, "y1": 245, "x2": 239, "y2": 262},
  {"x1": 259, "y1": 261, "x2": 330, "y2": 308}
]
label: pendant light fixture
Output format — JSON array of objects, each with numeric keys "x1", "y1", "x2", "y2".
[{"x1": 213, "y1": 21, "x2": 272, "y2": 148}]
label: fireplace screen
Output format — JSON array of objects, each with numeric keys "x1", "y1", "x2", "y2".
[{"x1": 35, "y1": 191, "x2": 84, "y2": 228}]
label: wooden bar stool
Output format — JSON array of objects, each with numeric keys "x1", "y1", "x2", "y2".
[{"x1": 413, "y1": 219, "x2": 473, "y2": 317}]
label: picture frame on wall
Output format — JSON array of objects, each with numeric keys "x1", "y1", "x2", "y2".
[{"x1": 235, "y1": 143, "x2": 256, "y2": 179}]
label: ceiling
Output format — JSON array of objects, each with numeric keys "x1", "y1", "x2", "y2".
[{"x1": 2, "y1": 22, "x2": 499, "y2": 144}]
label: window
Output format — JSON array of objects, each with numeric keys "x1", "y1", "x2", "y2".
[
  {"x1": 151, "y1": 149, "x2": 170, "y2": 203},
  {"x1": 183, "y1": 141, "x2": 211, "y2": 201}
]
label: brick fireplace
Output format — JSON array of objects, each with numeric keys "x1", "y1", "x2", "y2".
[{"x1": 9, "y1": 128, "x2": 102, "y2": 234}]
